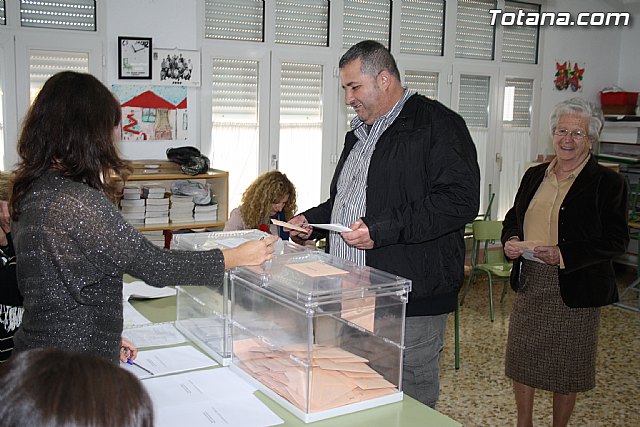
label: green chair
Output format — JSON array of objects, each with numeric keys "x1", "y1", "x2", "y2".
[
  {"x1": 465, "y1": 189, "x2": 495, "y2": 237},
  {"x1": 460, "y1": 220, "x2": 512, "y2": 322}
]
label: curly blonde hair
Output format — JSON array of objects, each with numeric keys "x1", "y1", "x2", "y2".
[{"x1": 239, "y1": 171, "x2": 297, "y2": 229}]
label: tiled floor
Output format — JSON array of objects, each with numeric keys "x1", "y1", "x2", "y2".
[{"x1": 437, "y1": 264, "x2": 640, "y2": 427}]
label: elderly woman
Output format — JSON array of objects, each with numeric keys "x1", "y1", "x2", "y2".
[
  {"x1": 502, "y1": 97, "x2": 629, "y2": 427},
  {"x1": 224, "y1": 170, "x2": 297, "y2": 240}
]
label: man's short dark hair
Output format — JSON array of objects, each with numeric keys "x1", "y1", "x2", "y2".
[{"x1": 339, "y1": 40, "x2": 401, "y2": 82}]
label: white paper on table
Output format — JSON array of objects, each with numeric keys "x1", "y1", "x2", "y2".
[
  {"x1": 143, "y1": 368, "x2": 283, "y2": 427},
  {"x1": 123, "y1": 280, "x2": 176, "y2": 300},
  {"x1": 122, "y1": 299, "x2": 152, "y2": 328},
  {"x1": 120, "y1": 346, "x2": 218, "y2": 379},
  {"x1": 122, "y1": 323, "x2": 187, "y2": 347},
  {"x1": 309, "y1": 223, "x2": 352, "y2": 232}
]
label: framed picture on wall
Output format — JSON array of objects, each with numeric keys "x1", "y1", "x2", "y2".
[
  {"x1": 152, "y1": 48, "x2": 201, "y2": 87},
  {"x1": 118, "y1": 36, "x2": 153, "y2": 79}
]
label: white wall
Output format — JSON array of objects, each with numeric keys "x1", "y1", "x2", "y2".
[
  {"x1": 536, "y1": 0, "x2": 634, "y2": 156},
  {"x1": 105, "y1": 0, "x2": 200, "y2": 160},
  {"x1": 618, "y1": 3, "x2": 640, "y2": 88}
]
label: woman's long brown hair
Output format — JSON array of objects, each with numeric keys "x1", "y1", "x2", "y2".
[{"x1": 10, "y1": 71, "x2": 131, "y2": 220}]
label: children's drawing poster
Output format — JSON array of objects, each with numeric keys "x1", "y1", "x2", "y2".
[{"x1": 112, "y1": 85, "x2": 188, "y2": 141}]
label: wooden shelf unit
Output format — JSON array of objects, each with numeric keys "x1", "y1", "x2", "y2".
[{"x1": 124, "y1": 169, "x2": 229, "y2": 232}]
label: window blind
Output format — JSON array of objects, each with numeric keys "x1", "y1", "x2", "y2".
[
  {"x1": 458, "y1": 74, "x2": 490, "y2": 127},
  {"x1": 275, "y1": 0, "x2": 329, "y2": 46},
  {"x1": 343, "y1": 0, "x2": 391, "y2": 49},
  {"x1": 502, "y1": 1, "x2": 539, "y2": 64},
  {"x1": 455, "y1": 0, "x2": 496, "y2": 60},
  {"x1": 400, "y1": 0, "x2": 445, "y2": 56},
  {"x1": 29, "y1": 49, "x2": 89, "y2": 102},
  {"x1": 204, "y1": 0, "x2": 264, "y2": 42},
  {"x1": 20, "y1": 0, "x2": 96, "y2": 31},
  {"x1": 0, "y1": 0, "x2": 5, "y2": 26},
  {"x1": 404, "y1": 70, "x2": 439, "y2": 100},
  {"x1": 211, "y1": 58, "x2": 259, "y2": 124},
  {"x1": 503, "y1": 77, "x2": 533, "y2": 127},
  {"x1": 280, "y1": 62, "x2": 322, "y2": 123}
]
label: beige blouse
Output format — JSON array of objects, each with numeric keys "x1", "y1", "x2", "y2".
[{"x1": 523, "y1": 155, "x2": 590, "y2": 268}]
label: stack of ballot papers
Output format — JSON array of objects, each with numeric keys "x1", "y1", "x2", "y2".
[{"x1": 233, "y1": 338, "x2": 396, "y2": 413}]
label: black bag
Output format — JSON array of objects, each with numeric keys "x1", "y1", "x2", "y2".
[{"x1": 166, "y1": 146, "x2": 210, "y2": 176}]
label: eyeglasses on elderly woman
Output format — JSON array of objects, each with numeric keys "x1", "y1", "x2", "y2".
[{"x1": 553, "y1": 128, "x2": 589, "y2": 141}]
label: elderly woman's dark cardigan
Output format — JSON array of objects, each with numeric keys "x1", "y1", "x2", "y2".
[{"x1": 501, "y1": 155, "x2": 629, "y2": 308}]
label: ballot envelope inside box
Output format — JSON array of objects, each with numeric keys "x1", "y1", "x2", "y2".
[
  {"x1": 172, "y1": 229, "x2": 306, "y2": 365},
  {"x1": 229, "y1": 250, "x2": 412, "y2": 423}
]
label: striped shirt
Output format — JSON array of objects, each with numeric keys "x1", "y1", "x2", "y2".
[{"x1": 330, "y1": 88, "x2": 415, "y2": 265}]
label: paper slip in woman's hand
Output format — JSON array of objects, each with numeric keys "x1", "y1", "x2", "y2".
[{"x1": 510, "y1": 240, "x2": 543, "y2": 251}]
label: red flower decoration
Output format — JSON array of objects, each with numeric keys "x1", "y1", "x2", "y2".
[{"x1": 258, "y1": 224, "x2": 269, "y2": 233}]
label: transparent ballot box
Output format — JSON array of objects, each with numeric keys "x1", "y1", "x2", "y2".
[
  {"x1": 172, "y1": 229, "x2": 305, "y2": 365},
  {"x1": 229, "y1": 251, "x2": 411, "y2": 423}
]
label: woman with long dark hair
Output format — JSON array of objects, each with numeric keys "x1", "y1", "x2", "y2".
[{"x1": 10, "y1": 71, "x2": 277, "y2": 364}]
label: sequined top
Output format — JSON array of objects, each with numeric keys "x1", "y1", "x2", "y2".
[{"x1": 12, "y1": 170, "x2": 225, "y2": 364}]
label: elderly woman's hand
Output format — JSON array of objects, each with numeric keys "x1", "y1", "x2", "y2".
[
  {"x1": 504, "y1": 238, "x2": 524, "y2": 260},
  {"x1": 533, "y1": 245, "x2": 561, "y2": 266}
]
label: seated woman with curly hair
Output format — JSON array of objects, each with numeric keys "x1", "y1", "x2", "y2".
[{"x1": 224, "y1": 171, "x2": 297, "y2": 240}]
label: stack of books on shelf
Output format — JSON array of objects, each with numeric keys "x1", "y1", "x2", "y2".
[
  {"x1": 193, "y1": 203, "x2": 218, "y2": 222},
  {"x1": 169, "y1": 195, "x2": 195, "y2": 223},
  {"x1": 119, "y1": 185, "x2": 145, "y2": 226},
  {"x1": 141, "y1": 230, "x2": 165, "y2": 248},
  {"x1": 143, "y1": 185, "x2": 169, "y2": 225}
]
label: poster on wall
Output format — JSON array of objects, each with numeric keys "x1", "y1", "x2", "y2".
[
  {"x1": 553, "y1": 60, "x2": 585, "y2": 92},
  {"x1": 152, "y1": 48, "x2": 201, "y2": 87},
  {"x1": 112, "y1": 85, "x2": 188, "y2": 141}
]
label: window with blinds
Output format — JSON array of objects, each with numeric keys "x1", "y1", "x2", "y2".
[
  {"x1": 210, "y1": 58, "x2": 260, "y2": 211},
  {"x1": 280, "y1": 62, "x2": 323, "y2": 123},
  {"x1": 279, "y1": 61, "x2": 323, "y2": 211},
  {"x1": 204, "y1": 0, "x2": 264, "y2": 42},
  {"x1": 502, "y1": 1, "x2": 539, "y2": 64},
  {"x1": 20, "y1": 0, "x2": 96, "y2": 31},
  {"x1": 455, "y1": 0, "x2": 496, "y2": 60},
  {"x1": 29, "y1": 50, "x2": 89, "y2": 103},
  {"x1": 458, "y1": 74, "x2": 490, "y2": 127},
  {"x1": 400, "y1": 0, "x2": 445, "y2": 56},
  {"x1": 503, "y1": 77, "x2": 533, "y2": 127},
  {"x1": 0, "y1": 0, "x2": 5, "y2": 26},
  {"x1": 404, "y1": 70, "x2": 439, "y2": 99},
  {"x1": 343, "y1": 0, "x2": 391, "y2": 49},
  {"x1": 275, "y1": 0, "x2": 329, "y2": 46},
  {"x1": 211, "y1": 58, "x2": 259, "y2": 124}
]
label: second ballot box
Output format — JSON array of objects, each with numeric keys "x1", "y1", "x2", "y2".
[{"x1": 172, "y1": 229, "x2": 305, "y2": 365}]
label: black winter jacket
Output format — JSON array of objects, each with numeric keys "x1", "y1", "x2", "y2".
[{"x1": 303, "y1": 94, "x2": 480, "y2": 316}]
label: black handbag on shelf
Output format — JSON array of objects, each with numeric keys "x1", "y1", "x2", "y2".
[{"x1": 166, "y1": 146, "x2": 210, "y2": 176}]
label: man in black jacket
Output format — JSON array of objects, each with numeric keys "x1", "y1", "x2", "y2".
[{"x1": 289, "y1": 40, "x2": 480, "y2": 408}]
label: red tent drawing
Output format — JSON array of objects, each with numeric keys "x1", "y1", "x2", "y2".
[{"x1": 121, "y1": 91, "x2": 177, "y2": 140}]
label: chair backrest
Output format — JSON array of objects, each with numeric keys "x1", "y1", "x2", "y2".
[
  {"x1": 470, "y1": 220, "x2": 507, "y2": 265},
  {"x1": 471, "y1": 220, "x2": 503, "y2": 241}
]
